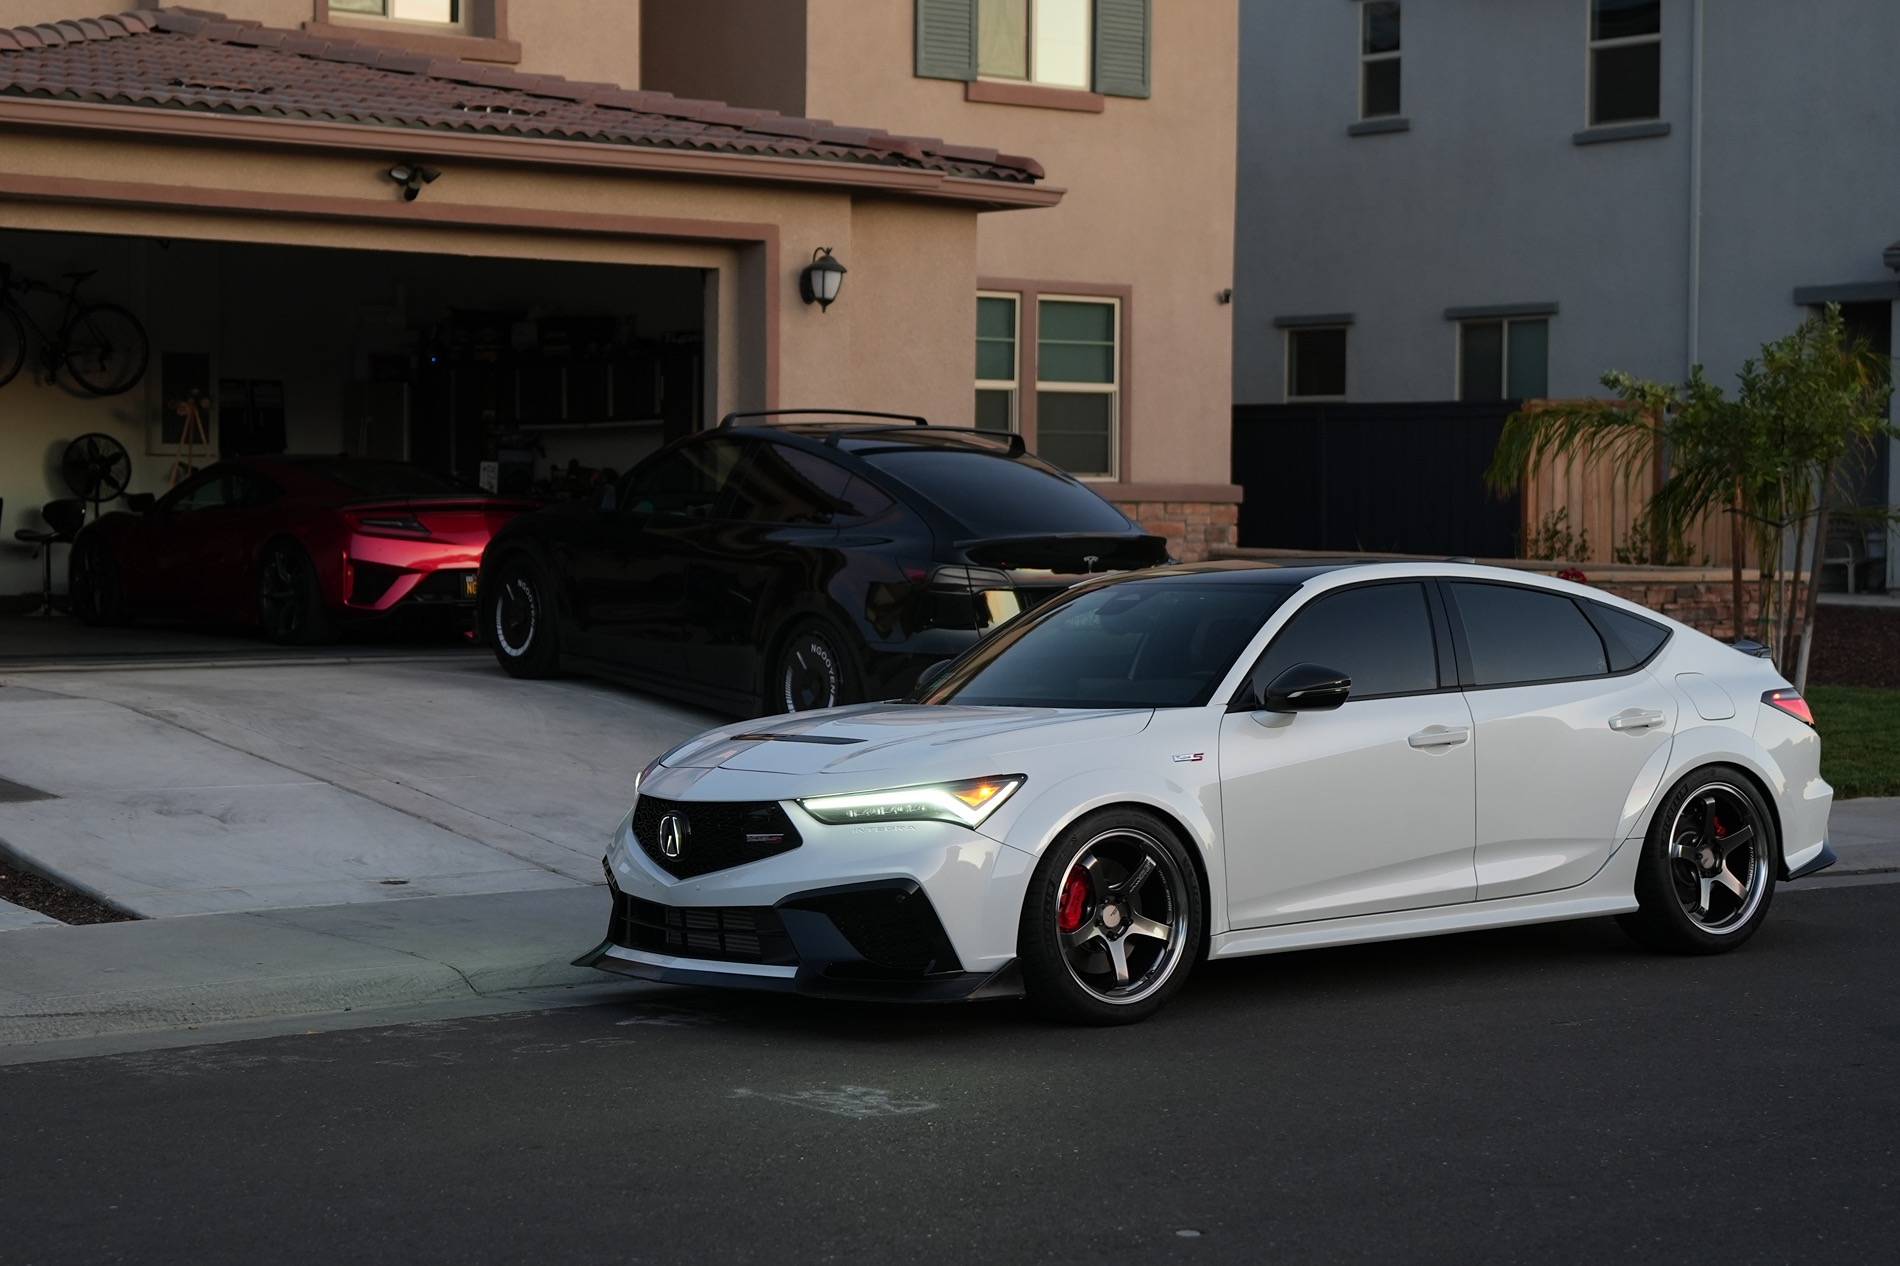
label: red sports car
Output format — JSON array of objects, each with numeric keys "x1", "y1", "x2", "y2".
[{"x1": 69, "y1": 455, "x2": 536, "y2": 643}]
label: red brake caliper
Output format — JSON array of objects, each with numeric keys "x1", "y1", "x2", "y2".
[{"x1": 1057, "y1": 870, "x2": 1089, "y2": 933}]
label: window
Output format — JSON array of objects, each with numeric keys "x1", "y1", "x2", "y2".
[
  {"x1": 1360, "y1": 2, "x2": 1401, "y2": 119},
  {"x1": 1589, "y1": 0, "x2": 1661, "y2": 125},
  {"x1": 861, "y1": 447, "x2": 1133, "y2": 537},
  {"x1": 1253, "y1": 583, "x2": 1440, "y2": 699},
  {"x1": 1583, "y1": 601, "x2": 1670, "y2": 670},
  {"x1": 157, "y1": 468, "x2": 233, "y2": 514},
  {"x1": 620, "y1": 438, "x2": 745, "y2": 518},
  {"x1": 725, "y1": 443, "x2": 893, "y2": 526},
  {"x1": 976, "y1": 0, "x2": 1091, "y2": 90},
  {"x1": 1459, "y1": 318, "x2": 1549, "y2": 401},
  {"x1": 1449, "y1": 582, "x2": 1609, "y2": 686},
  {"x1": 1036, "y1": 297, "x2": 1119, "y2": 477},
  {"x1": 1286, "y1": 327, "x2": 1348, "y2": 400},
  {"x1": 933, "y1": 580, "x2": 1296, "y2": 710},
  {"x1": 329, "y1": 0, "x2": 460, "y2": 23},
  {"x1": 976, "y1": 293, "x2": 1019, "y2": 434}
]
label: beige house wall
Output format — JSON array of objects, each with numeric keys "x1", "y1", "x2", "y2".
[{"x1": 800, "y1": 0, "x2": 1240, "y2": 495}]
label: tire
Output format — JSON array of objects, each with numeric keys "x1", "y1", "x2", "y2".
[
  {"x1": 1619, "y1": 764, "x2": 1779, "y2": 955},
  {"x1": 69, "y1": 535, "x2": 132, "y2": 626},
  {"x1": 257, "y1": 542, "x2": 334, "y2": 646},
  {"x1": 765, "y1": 618, "x2": 860, "y2": 714},
  {"x1": 0, "y1": 306, "x2": 24, "y2": 390},
  {"x1": 487, "y1": 552, "x2": 561, "y2": 678},
  {"x1": 61, "y1": 302, "x2": 149, "y2": 397},
  {"x1": 1018, "y1": 807, "x2": 1205, "y2": 1026}
]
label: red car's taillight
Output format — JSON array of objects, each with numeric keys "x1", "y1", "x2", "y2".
[{"x1": 1763, "y1": 688, "x2": 1814, "y2": 727}]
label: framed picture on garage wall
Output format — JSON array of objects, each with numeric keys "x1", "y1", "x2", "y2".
[{"x1": 151, "y1": 350, "x2": 215, "y2": 463}]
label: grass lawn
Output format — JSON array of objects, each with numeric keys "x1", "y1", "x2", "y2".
[{"x1": 1808, "y1": 686, "x2": 1900, "y2": 800}]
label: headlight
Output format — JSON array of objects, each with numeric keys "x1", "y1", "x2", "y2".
[{"x1": 799, "y1": 775, "x2": 1025, "y2": 827}]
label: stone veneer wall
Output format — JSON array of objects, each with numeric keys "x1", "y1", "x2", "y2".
[{"x1": 1115, "y1": 501, "x2": 1239, "y2": 563}]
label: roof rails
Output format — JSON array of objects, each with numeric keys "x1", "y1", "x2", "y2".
[
  {"x1": 827, "y1": 425, "x2": 1026, "y2": 458},
  {"x1": 718, "y1": 409, "x2": 928, "y2": 428}
]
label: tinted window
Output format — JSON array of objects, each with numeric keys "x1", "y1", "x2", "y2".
[
  {"x1": 230, "y1": 470, "x2": 280, "y2": 509},
  {"x1": 296, "y1": 460, "x2": 475, "y2": 496},
  {"x1": 932, "y1": 580, "x2": 1292, "y2": 710},
  {"x1": 622, "y1": 438, "x2": 744, "y2": 518},
  {"x1": 1253, "y1": 583, "x2": 1439, "y2": 699},
  {"x1": 1585, "y1": 601, "x2": 1669, "y2": 671},
  {"x1": 724, "y1": 444, "x2": 894, "y2": 525},
  {"x1": 862, "y1": 448, "x2": 1131, "y2": 536},
  {"x1": 1451, "y1": 582, "x2": 1608, "y2": 686},
  {"x1": 159, "y1": 469, "x2": 232, "y2": 513}
]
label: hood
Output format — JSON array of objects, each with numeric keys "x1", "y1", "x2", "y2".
[{"x1": 663, "y1": 703, "x2": 1154, "y2": 777}]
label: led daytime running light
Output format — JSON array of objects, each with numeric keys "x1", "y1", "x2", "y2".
[{"x1": 800, "y1": 776, "x2": 1024, "y2": 827}]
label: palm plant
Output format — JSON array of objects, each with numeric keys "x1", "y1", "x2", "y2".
[{"x1": 1487, "y1": 306, "x2": 1891, "y2": 686}]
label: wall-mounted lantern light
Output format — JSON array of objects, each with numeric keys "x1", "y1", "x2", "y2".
[
  {"x1": 387, "y1": 161, "x2": 441, "y2": 202},
  {"x1": 799, "y1": 247, "x2": 847, "y2": 312}
]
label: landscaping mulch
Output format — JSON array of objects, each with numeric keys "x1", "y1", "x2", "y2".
[
  {"x1": 0, "y1": 859, "x2": 135, "y2": 925},
  {"x1": 1807, "y1": 605, "x2": 1900, "y2": 689}
]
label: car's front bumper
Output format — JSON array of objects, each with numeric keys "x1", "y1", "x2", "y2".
[{"x1": 575, "y1": 877, "x2": 1024, "y2": 1002}]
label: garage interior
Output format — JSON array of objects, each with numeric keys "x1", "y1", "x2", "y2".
[{"x1": 0, "y1": 226, "x2": 709, "y2": 659}]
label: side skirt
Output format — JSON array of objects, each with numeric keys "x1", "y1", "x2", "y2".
[{"x1": 1211, "y1": 840, "x2": 1642, "y2": 960}]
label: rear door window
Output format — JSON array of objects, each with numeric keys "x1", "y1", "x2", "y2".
[
  {"x1": 1251, "y1": 582, "x2": 1440, "y2": 699},
  {"x1": 725, "y1": 443, "x2": 892, "y2": 525},
  {"x1": 1449, "y1": 582, "x2": 1610, "y2": 686},
  {"x1": 621, "y1": 437, "x2": 745, "y2": 518},
  {"x1": 861, "y1": 448, "x2": 1131, "y2": 536}
]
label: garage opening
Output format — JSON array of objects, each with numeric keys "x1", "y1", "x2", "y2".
[{"x1": 0, "y1": 227, "x2": 709, "y2": 662}]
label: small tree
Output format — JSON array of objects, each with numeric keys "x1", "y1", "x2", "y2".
[{"x1": 1488, "y1": 306, "x2": 1891, "y2": 687}]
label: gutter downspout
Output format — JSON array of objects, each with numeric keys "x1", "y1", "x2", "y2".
[{"x1": 1686, "y1": 0, "x2": 1705, "y2": 378}]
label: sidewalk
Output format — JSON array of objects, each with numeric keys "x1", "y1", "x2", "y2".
[{"x1": 0, "y1": 885, "x2": 640, "y2": 1048}]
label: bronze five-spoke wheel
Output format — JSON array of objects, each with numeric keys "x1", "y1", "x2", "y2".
[
  {"x1": 1021, "y1": 808, "x2": 1203, "y2": 1024},
  {"x1": 1623, "y1": 764, "x2": 1778, "y2": 954}
]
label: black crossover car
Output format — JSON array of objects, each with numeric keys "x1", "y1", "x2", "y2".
[{"x1": 479, "y1": 411, "x2": 1168, "y2": 714}]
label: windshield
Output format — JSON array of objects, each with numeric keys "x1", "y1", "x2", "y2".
[
  {"x1": 928, "y1": 579, "x2": 1293, "y2": 709},
  {"x1": 861, "y1": 448, "x2": 1133, "y2": 536}
]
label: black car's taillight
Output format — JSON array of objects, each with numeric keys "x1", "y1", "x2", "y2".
[
  {"x1": 922, "y1": 565, "x2": 1020, "y2": 632},
  {"x1": 1763, "y1": 688, "x2": 1815, "y2": 727}
]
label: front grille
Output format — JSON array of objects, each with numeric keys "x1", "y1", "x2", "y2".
[
  {"x1": 610, "y1": 888, "x2": 797, "y2": 966},
  {"x1": 632, "y1": 795, "x2": 802, "y2": 880},
  {"x1": 348, "y1": 561, "x2": 404, "y2": 606}
]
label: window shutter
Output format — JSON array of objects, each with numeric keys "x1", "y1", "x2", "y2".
[
  {"x1": 1093, "y1": 0, "x2": 1151, "y2": 98},
  {"x1": 916, "y1": 0, "x2": 977, "y2": 82}
]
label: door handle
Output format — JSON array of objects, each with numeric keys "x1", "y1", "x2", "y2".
[
  {"x1": 1609, "y1": 708, "x2": 1667, "y2": 731},
  {"x1": 1407, "y1": 725, "x2": 1470, "y2": 749}
]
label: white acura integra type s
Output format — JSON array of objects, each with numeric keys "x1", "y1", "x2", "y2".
[{"x1": 578, "y1": 561, "x2": 1835, "y2": 1025}]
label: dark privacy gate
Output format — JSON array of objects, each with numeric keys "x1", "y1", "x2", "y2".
[{"x1": 1231, "y1": 401, "x2": 1523, "y2": 558}]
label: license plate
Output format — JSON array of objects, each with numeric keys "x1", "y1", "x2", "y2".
[{"x1": 463, "y1": 572, "x2": 479, "y2": 599}]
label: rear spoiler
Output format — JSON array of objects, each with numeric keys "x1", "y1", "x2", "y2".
[
  {"x1": 1731, "y1": 638, "x2": 1774, "y2": 660},
  {"x1": 954, "y1": 532, "x2": 1170, "y2": 571}
]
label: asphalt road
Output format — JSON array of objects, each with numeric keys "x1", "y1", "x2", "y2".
[{"x1": 4, "y1": 883, "x2": 1896, "y2": 1265}]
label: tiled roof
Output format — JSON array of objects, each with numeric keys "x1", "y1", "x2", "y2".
[{"x1": 0, "y1": 8, "x2": 1043, "y2": 184}]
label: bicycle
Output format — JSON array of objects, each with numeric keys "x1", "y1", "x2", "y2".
[{"x1": 0, "y1": 263, "x2": 149, "y2": 397}]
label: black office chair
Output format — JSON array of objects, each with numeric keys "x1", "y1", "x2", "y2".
[{"x1": 13, "y1": 498, "x2": 85, "y2": 617}]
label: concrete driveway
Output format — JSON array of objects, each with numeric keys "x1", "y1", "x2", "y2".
[{"x1": 0, "y1": 658, "x2": 717, "y2": 917}]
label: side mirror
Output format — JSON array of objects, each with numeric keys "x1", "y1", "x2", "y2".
[
  {"x1": 912, "y1": 658, "x2": 956, "y2": 699},
  {"x1": 1256, "y1": 662, "x2": 1352, "y2": 713},
  {"x1": 125, "y1": 493, "x2": 156, "y2": 513}
]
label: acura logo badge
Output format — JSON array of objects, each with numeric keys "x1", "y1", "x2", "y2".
[{"x1": 657, "y1": 814, "x2": 688, "y2": 859}]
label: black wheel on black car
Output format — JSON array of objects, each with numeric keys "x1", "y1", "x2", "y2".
[
  {"x1": 767, "y1": 618, "x2": 858, "y2": 714},
  {"x1": 488, "y1": 552, "x2": 560, "y2": 678},
  {"x1": 1619, "y1": 764, "x2": 1778, "y2": 955},
  {"x1": 257, "y1": 541, "x2": 333, "y2": 646},
  {"x1": 1018, "y1": 807, "x2": 1204, "y2": 1026},
  {"x1": 69, "y1": 534, "x2": 131, "y2": 626}
]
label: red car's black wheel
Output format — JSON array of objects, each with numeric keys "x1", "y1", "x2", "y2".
[{"x1": 258, "y1": 542, "x2": 333, "y2": 646}]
